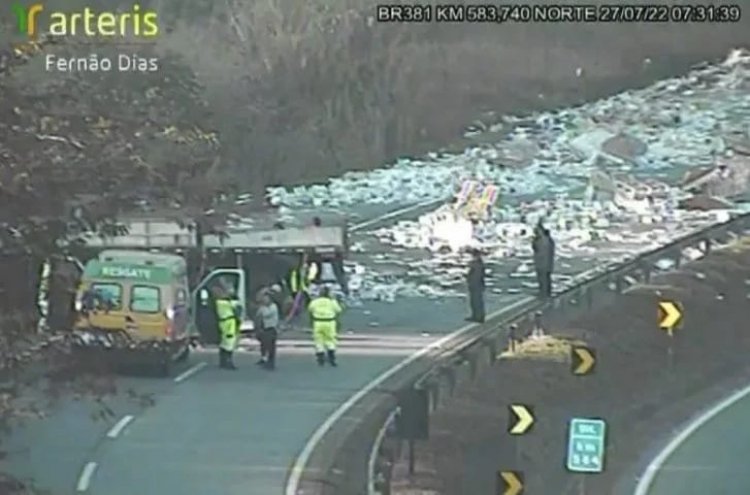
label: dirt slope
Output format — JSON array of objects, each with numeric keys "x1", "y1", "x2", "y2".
[{"x1": 391, "y1": 239, "x2": 750, "y2": 494}]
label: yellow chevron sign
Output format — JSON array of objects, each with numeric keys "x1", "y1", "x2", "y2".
[
  {"x1": 571, "y1": 345, "x2": 596, "y2": 376},
  {"x1": 508, "y1": 404, "x2": 534, "y2": 435},
  {"x1": 498, "y1": 470, "x2": 523, "y2": 495},
  {"x1": 658, "y1": 300, "x2": 683, "y2": 336}
]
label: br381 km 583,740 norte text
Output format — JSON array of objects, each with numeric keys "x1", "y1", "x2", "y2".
[{"x1": 375, "y1": 3, "x2": 742, "y2": 24}]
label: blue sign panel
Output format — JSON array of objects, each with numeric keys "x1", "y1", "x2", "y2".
[{"x1": 566, "y1": 418, "x2": 606, "y2": 473}]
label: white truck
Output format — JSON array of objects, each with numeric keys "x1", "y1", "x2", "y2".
[{"x1": 68, "y1": 215, "x2": 348, "y2": 344}]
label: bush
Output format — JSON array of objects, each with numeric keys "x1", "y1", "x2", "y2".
[{"x1": 165, "y1": 0, "x2": 748, "y2": 189}]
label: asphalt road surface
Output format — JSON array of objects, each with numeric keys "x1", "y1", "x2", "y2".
[
  {"x1": 0, "y1": 196, "x2": 636, "y2": 495},
  {"x1": 2, "y1": 287, "x2": 526, "y2": 495},
  {"x1": 635, "y1": 384, "x2": 750, "y2": 495},
  {"x1": 0, "y1": 193, "x2": 704, "y2": 495},
  {"x1": 83, "y1": 353, "x2": 405, "y2": 495}
]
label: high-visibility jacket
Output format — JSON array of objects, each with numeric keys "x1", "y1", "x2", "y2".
[
  {"x1": 308, "y1": 296, "x2": 342, "y2": 323},
  {"x1": 289, "y1": 268, "x2": 304, "y2": 293},
  {"x1": 308, "y1": 261, "x2": 319, "y2": 283},
  {"x1": 216, "y1": 298, "x2": 238, "y2": 336},
  {"x1": 289, "y1": 263, "x2": 319, "y2": 293}
]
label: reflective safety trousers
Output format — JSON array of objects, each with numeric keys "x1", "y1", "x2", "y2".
[
  {"x1": 312, "y1": 321, "x2": 337, "y2": 353},
  {"x1": 216, "y1": 298, "x2": 238, "y2": 351}
]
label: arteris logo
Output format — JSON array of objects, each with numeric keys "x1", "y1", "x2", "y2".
[{"x1": 10, "y1": 3, "x2": 158, "y2": 39}]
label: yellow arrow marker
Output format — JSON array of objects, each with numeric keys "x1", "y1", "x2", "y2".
[
  {"x1": 508, "y1": 404, "x2": 534, "y2": 435},
  {"x1": 658, "y1": 300, "x2": 683, "y2": 335},
  {"x1": 498, "y1": 471, "x2": 523, "y2": 495},
  {"x1": 571, "y1": 346, "x2": 596, "y2": 375}
]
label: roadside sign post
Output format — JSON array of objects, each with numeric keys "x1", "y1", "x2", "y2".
[
  {"x1": 667, "y1": 334, "x2": 674, "y2": 371},
  {"x1": 566, "y1": 418, "x2": 606, "y2": 474},
  {"x1": 408, "y1": 439, "x2": 415, "y2": 475},
  {"x1": 658, "y1": 300, "x2": 683, "y2": 372}
]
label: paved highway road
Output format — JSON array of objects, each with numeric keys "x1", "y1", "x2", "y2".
[
  {"x1": 0, "y1": 194, "x2": 608, "y2": 495},
  {"x1": 3, "y1": 290, "x2": 527, "y2": 495},
  {"x1": 86, "y1": 352, "x2": 405, "y2": 495},
  {"x1": 635, "y1": 383, "x2": 750, "y2": 495}
]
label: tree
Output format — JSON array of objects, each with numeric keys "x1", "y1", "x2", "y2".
[{"x1": 0, "y1": 35, "x2": 221, "y2": 492}]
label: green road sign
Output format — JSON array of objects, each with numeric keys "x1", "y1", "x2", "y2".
[{"x1": 566, "y1": 418, "x2": 606, "y2": 473}]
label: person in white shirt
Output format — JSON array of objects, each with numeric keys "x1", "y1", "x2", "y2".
[{"x1": 255, "y1": 291, "x2": 280, "y2": 370}]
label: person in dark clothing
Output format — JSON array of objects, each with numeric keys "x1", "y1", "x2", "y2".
[
  {"x1": 332, "y1": 250, "x2": 349, "y2": 296},
  {"x1": 47, "y1": 256, "x2": 79, "y2": 332},
  {"x1": 196, "y1": 286, "x2": 219, "y2": 345},
  {"x1": 532, "y1": 222, "x2": 555, "y2": 298},
  {"x1": 466, "y1": 250, "x2": 486, "y2": 323}
]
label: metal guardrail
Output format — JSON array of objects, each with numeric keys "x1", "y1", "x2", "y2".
[{"x1": 364, "y1": 212, "x2": 750, "y2": 494}]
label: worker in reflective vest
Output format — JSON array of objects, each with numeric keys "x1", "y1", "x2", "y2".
[
  {"x1": 307, "y1": 286, "x2": 342, "y2": 366},
  {"x1": 287, "y1": 253, "x2": 319, "y2": 322},
  {"x1": 289, "y1": 254, "x2": 319, "y2": 296},
  {"x1": 214, "y1": 285, "x2": 239, "y2": 370}
]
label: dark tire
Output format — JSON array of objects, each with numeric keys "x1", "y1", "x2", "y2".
[
  {"x1": 175, "y1": 343, "x2": 190, "y2": 363},
  {"x1": 71, "y1": 344, "x2": 92, "y2": 369},
  {"x1": 156, "y1": 353, "x2": 172, "y2": 377}
]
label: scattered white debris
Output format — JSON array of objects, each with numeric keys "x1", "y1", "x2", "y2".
[
  {"x1": 268, "y1": 49, "x2": 750, "y2": 213},
  {"x1": 272, "y1": 50, "x2": 750, "y2": 302}
]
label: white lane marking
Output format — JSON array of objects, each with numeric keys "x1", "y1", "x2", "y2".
[
  {"x1": 284, "y1": 296, "x2": 534, "y2": 495},
  {"x1": 174, "y1": 362, "x2": 207, "y2": 383},
  {"x1": 350, "y1": 198, "x2": 444, "y2": 232},
  {"x1": 367, "y1": 409, "x2": 398, "y2": 494},
  {"x1": 76, "y1": 462, "x2": 98, "y2": 492},
  {"x1": 634, "y1": 382, "x2": 750, "y2": 494},
  {"x1": 106, "y1": 414, "x2": 134, "y2": 439}
]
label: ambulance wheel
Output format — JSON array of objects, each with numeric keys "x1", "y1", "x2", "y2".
[
  {"x1": 175, "y1": 343, "x2": 190, "y2": 363},
  {"x1": 71, "y1": 344, "x2": 91, "y2": 368},
  {"x1": 156, "y1": 354, "x2": 172, "y2": 377}
]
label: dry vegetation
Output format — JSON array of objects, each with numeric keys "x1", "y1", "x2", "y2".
[
  {"x1": 0, "y1": 23, "x2": 219, "y2": 493},
  {"x1": 163, "y1": 0, "x2": 749, "y2": 190}
]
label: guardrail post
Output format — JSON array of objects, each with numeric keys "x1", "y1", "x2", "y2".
[
  {"x1": 468, "y1": 351, "x2": 478, "y2": 379},
  {"x1": 585, "y1": 285, "x2": 593, "y2": 308},
  {"x1": 701, "y1": 237, "x2": 711, "y2": 255},
  {"x1": 428, "y1": 381, "x2": 439, "y2": 411},
  {"x1": 641, "y1": 261, "x2": 651, "y2": 283},
  {"x1": 615, "y1": 275, "x2": 624, "y2": 293},
  {"x1": 673, "y1": 252, "x2": 681, "y2": 269},
  {"x1": 508, "y1": 324, "x2": 519, "y2": 353},
  {"x1": 441, "y1": 366, "x2": 457, "y2": 396},
  {"x1": 533, "y1": 311, "x2": 544, "y2": 336},
  {"x1": 408, "y1": 439, "x2": 416, "y2": 476},
  {"x1": 488, "y1": 337, "x2": 498, "y2": 364}
]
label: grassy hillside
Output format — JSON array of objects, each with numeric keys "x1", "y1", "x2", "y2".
[
  {"x1": 161, "y1": 0, "x2": 749, "y2": 189},
  {"x1": 3, "y1": 0, "x2": 748, "y2": 193}
]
